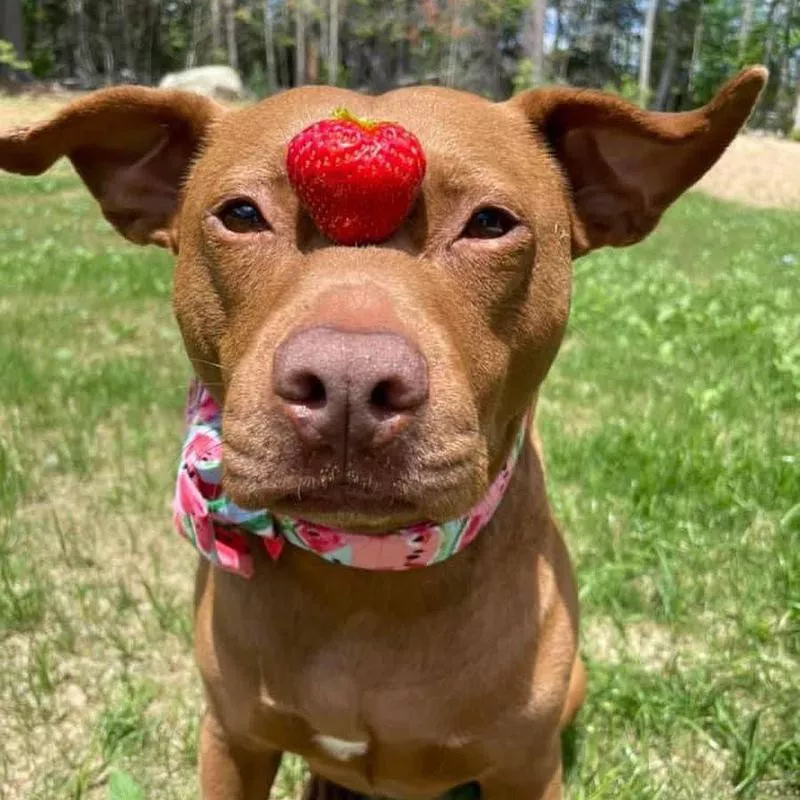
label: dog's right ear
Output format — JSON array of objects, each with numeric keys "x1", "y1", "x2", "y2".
[
  {"x1": 509, "y1": 67, "x2": 767, "y2": 256},
  {"x1": 0, "y1": 87, "x2": 222, "y2": 248}
]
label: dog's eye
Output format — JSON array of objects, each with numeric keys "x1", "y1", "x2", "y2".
[
  {"x1": 217, "y1": 200, "x2": 269, "y2": 233},
  {"x1": 462, "y1": 207, "x2": 517, "y2": 239}
]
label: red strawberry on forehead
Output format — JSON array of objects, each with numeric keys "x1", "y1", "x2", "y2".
[{"x1": 286, "y1": 108, "x2": 426, "y2": 246}]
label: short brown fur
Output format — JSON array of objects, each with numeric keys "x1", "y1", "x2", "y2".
[{"x1": 0, "y1": 68, "x2": 766, "y2": 799}]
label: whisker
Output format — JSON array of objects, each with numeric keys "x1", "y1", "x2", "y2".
[
  {"x1": 168, "y1": 382, "x2": 225, "y2": 391},
  {"x1": 189, "y1": 357, "x2": 228, "y2": 372}
]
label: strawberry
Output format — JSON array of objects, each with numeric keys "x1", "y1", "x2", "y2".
[{"x1": 286, "y1": 108, "x2": 426, "y2": 246}]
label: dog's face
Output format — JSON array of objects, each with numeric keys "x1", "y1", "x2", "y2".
[
  {"x1": 0, "y1": 70, "x2": 766, "y2": 531},
  {"x1": 174, "y1": 87, "x2": 573, "y2": 529}
]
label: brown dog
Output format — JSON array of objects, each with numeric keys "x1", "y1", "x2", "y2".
[{"x1": 0, "y1": 67, "x2": 765, "y2": 799}]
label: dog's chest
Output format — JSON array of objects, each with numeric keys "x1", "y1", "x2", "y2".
[
  {"x1": 198, "y1": 546, "x2": 550, "y2": 793},
  {"x1": 212, "y1": 608, "x2": 508, "y2": 796},
  {"x1": 258, "y1": 668, "x2": 496, "y2": 797},
  {"x1": 260, "y1": 603, "x2": 515, "y2": 742}
]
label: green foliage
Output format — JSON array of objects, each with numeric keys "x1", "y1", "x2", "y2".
[
  {"x1": 512, "y1": 57, "x2": 536, "y2": 93},
  {"x1": 106, "y1": 771, "x2": 146, "y2": 800},
  {"x1": 247, "y1": 60, "x2": 267, "y2": 98},
  {"x1": 0, "y1": 39, "x2": 30, "y2": 72},
  {"x1": 603, "y1": 74, "x2": 643, "y2": 105}
]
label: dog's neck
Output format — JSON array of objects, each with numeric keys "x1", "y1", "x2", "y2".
[{"x1": 173, "y1": 380, "x2": 531, "y2": 577}]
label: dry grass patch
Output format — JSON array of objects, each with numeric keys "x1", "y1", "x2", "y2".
[
  {"x1": 1, "y1": 415, "x2": 200, "y2": 799},
  {"x1": 583, "y1": 617, "x2": 709, "y2": 673},
  {"x1": 0, "y1": 93, "x2": 85, "y2": 128},
  {"x1": 696, "y1": 134, "x2": 800, "y2": 209}
]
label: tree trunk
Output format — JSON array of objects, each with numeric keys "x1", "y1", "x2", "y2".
[
  {"x1": 185, "y1": 0, "x2": 204, "y2": 69},
  {"x1": 443, "y1": 0, "x2": 463, "y2": 87},
  {"x1": 639, "y1": 0, "x2": 658, "y2": 106},
  {"x1": 211, "y1": 0, "x2": 223, "y2": 60},
  {"x1": 97, "y1": 2, "x2": 115, "y2": 84},
  {"x1": 115, "y1": 0, "x2": 136, "y2": 76},
  {"x1": 654, "y1": 5, "x2": 679, "y2": 110},
  {"x1": 394, "y1": 0, "x2": 408, "y2": 84},
  {"x1": 739, "y1": 0, "x2": 753, "y2": 61},
  {"x1": 306, "y1": 1, "x2": 319, "y2": 84},
  {"x1": 687, "y1": 6, "x2": 703, "y2": 96},
  {"x1": 225, "y1": 0, "x2": 239, "y2": 71},
  {"x1": 793, "y1": 80, "x2": 800, "y2": 132},
  {"x1": 526, "y1": 0, "x2": 547, "y2": 86},
  {"x1": 276, "y1": 0, "x2": 290, "y2": 88},
  {"x1": 552, "y1": 0, "x2": 568, "y2": 81},
  {"x1": 143, "y1": 0, "x2": 162, "y2": 85},
  {"x1": 69, "y1": 0, "x2": 96, "y2": 83},
  {"x1": 0, "y1": 0, "x2": 26, "y2": 62},
  {"x1": 328, "y1": 0, "x2": 339, "y2": 85},
  {"x1": 295, "y1": 0, "x2": 306, "y2": 86},
  {"x1": 264, "y1": 0, "x2": 278, "y2": 91}
]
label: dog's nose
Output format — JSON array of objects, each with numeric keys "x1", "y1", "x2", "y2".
[{"x1": 272, "y1": 327, "x2": 428, "y2": 451}]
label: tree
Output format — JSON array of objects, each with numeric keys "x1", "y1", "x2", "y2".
[
  {"x1": 295, "y1": 0, "x2": 306, "y2": 86},
  {"x1": 0, "y1": 0, "x2": 26, "y2": 64},
  {"x1": 739, "y1": 0, "x2": 754, "y2": 60},
  {"x1": 264, "y1": 0, "x2": 278, "y2": 91},
  {"x1": 225, "y1": 0, "x2": 239, "y2": 70},
  {"x1": 523, "y1": 0, "x2": 547, "y2": 86},
  {"x1": 653, "y1": 0, "x2": 704, "y2": 110},
  {"x1": 70, "y1": 0, "x2": 96, "y2": 83},
  {"x1": 328, "y1": 0, "x2": 339, "y2": 85},
  {"x1": 794, "y1": 78, "x2": 800, "y2": 132},
  {"x1": 211, "y1": 0, "x2": 224, "y2": 60},
  {"x1": 640, "y1": 0, "x2": 659, "y2": 106},
  {"x1": 4, "y1": 0, "x2": 798, "y2": 134},
  {"x1": 306, "y1": 0, "x2": 320, "y2": 83},
  {"x1": 443, "y1": 0, "x2": 464, "y2": 87}
]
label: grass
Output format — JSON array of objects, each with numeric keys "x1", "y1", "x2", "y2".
[{"x1": 0, "y1": 161, "x2": 797, "y2": 799}]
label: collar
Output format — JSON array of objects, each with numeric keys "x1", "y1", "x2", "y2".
[{"x1": 173, "y1": 380, "x2": 529, "y2": 578}]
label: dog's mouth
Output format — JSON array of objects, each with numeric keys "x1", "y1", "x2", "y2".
[
  {"x1": 226, "y1": 465, "x2": 438, "y2": 531},
  {"x1": 223, "y1": 445, "x2": 480, "y2": 533},
  {"x1": 222, "y1": 405, "x2": 487, "y2": 532},
  {"x1": 271, "y1": 484, "x2": 420, "y2": 531}
]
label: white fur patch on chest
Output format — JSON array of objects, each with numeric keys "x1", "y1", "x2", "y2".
[{"x1": 312, "y1": 733, "x2": 369, "y2": 761}]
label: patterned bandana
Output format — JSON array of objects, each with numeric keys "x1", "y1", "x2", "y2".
[{"x1": 173, "y1": 380, "x2": 528, "y2": 578}]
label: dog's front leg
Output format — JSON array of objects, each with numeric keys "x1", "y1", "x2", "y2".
[
  {"x1": 479, "y1": 744, "x2": 563, "y2": 800},
  {"x1": 200, "y1": 710, "x2": 282, "y2": 799}
]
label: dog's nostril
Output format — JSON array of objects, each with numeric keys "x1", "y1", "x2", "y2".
[
  {"x1": 284, "y1": 371, "x2": 327, "y2": 407},
  {"x1": 370, "y1": 380, "x2": 393, "y2": 412},
  {"x1": 369, "y1": 376, "x2": 424, "y2": 414}
]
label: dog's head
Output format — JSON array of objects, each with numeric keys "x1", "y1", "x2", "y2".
[{"x1": 0, "y1": 70, "x2": 765, "y2": 530}]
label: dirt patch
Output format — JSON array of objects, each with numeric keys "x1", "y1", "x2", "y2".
[
  {"x1": 696, "y1": 134, "x2": 800, "y2": 209},
  {"x1": 0, "y1": 93, "x2": 83, "y2": 128}
]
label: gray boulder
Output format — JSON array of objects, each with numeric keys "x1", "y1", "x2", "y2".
[{"x1": 159, "y1": 65, "x2": 243, "y2": 101}]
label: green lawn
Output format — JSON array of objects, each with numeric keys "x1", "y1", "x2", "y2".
[{"x1": 0, "y1": 165, "x2": 797, "y2": 799}]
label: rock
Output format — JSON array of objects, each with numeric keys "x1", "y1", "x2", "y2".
[{"x1": 159, "y1": 65, "x2": 243, "y2": 101}]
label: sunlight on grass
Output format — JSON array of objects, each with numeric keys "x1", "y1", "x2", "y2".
[{"x1": 0, "y1": 165, "x2": 797, "y2": 798}]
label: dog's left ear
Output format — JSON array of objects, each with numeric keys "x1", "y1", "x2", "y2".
[
  {"x1": 509, "y1": 67, "x2": 767, "y2": 256},
  {"x1": 0, "y1": 86, "x2": 222, "y2": 248}
]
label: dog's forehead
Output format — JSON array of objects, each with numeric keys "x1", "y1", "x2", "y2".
[{"x1": 203, "y1": 86, "x2": 534, "y2": 182}]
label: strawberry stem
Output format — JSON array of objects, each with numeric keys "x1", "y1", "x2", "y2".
[{"x1": 331, "y1": 106, "x2": 380, "y2": 130}]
